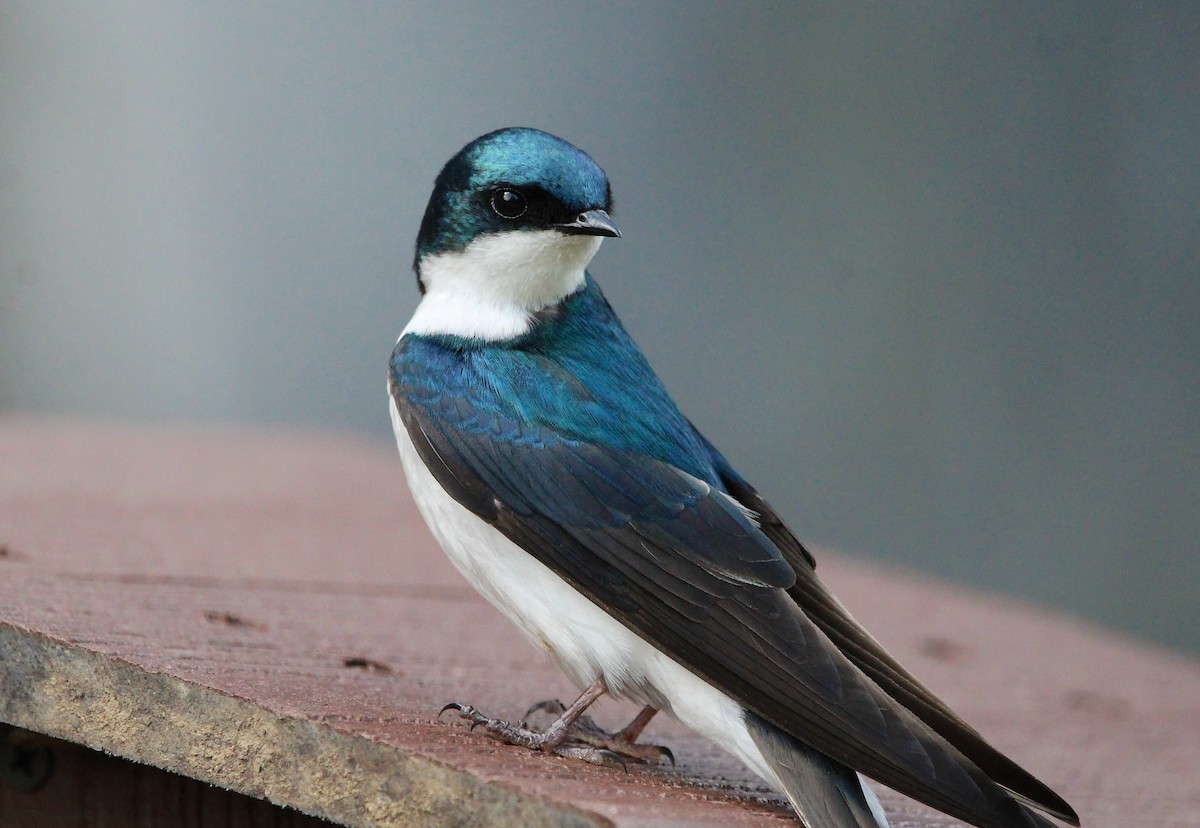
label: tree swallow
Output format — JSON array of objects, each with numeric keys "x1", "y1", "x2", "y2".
[{"x1": 388, "y1": 128, "x2": 1079, "y2": 828}]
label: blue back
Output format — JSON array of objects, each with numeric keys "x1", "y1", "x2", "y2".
[{"x1": 391, "y1": 275, "x2": 721, "y2": 488}]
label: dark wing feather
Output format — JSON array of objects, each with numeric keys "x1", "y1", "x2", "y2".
[
  {"x1": 701, "y1": 434, "x2": 1079, "y2": 827},
  {"x1": 393, "y1": 381, "x2": 1063, "y2": 828}
]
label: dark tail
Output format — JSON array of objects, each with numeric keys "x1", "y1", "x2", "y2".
[{"x1": 745, "y1": 711, "x2": 887, "y2": 827}]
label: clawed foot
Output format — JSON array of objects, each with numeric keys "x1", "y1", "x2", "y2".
[
  {"x1": 437, "y1": 679, "x2": 671, "y2": 770},
  {"x1": 523, "y1": 699, "x2": 674, "y2": 766},
  {"x1": 439, "y1": 702, "x2": 626, "y2": 767}
]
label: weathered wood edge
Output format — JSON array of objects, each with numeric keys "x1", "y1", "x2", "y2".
[{"x1": 0, "y1": 621, "x2": 611, "y2": 828}]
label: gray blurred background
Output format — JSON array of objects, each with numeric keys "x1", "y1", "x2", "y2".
[{"x1": 2, "y1": 3, "x2": 1197, "y2": 653}]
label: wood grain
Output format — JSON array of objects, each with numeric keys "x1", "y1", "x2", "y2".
[
  {"x1": 1, "y1": 416, "x2": 1197, "y2": 826},
  {"x1": 0, "y1": 726, "x2": 333, "y2": 828}
]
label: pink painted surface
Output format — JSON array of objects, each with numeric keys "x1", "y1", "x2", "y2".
[{"x1": 1, "y1": 417, "x2": 1197, "y2": 826}]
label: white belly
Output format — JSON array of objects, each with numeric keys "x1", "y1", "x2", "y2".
[{"x1": 388, "y1": 395, "x2": 779, "y2": 783}]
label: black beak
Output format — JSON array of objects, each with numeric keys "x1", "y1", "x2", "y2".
[{"x1": 555, "y1": 209, "x2": 621, "y2": 238}]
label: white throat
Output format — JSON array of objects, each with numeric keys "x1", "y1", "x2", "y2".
[{"x1": 403, "y1": 230, "x2": 603, "y2": 341}]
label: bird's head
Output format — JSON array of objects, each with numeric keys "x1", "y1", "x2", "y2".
[{"x1": 407, "y1": 128, "x2": 620, "y2": 340}]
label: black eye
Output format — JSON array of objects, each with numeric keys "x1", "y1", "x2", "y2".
[{"x1": 490, "y1": 188, "x2": 527, "y2": 219}]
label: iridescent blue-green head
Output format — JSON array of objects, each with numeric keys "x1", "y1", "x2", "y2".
[
  {"x1": 413, "y1": 127, "x2": 618, "y2": 289},
  {"x1": 404, "y1": 129, "x2": 621, "y2": 342}
]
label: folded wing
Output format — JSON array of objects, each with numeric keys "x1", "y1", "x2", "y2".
[{"x1": 392, "y1": 368, "x2": 1069, "y2": 828}]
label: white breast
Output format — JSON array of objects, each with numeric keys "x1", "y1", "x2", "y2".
[{"x1": 388, "y1": 393, "x2": 780, "y2": 785}]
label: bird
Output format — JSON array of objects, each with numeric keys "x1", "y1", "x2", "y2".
[{"x1": 388, "y1": 127, "x2": 1079, "y2": 828}]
